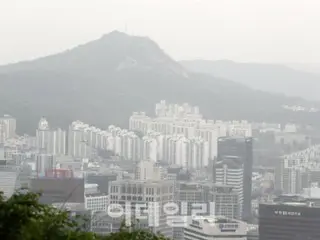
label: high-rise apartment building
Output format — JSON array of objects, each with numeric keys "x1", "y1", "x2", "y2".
[
  {"x1": 34, "y1": 153, "x2": 56, "y2": 177},
  {"x1": 67, "y1": 122, "x2": 142, "y2": 160},
  {"x1": 135, "y1": 160, "x2": 164, "y2": 180},
  {"x1": 68, "y1": 121, "x2": 92, "y2": 158},
  {"x1": 141, "y1": 136, "x2": 157, "y2": 162},
  {"x1": 214, "y1": 136, "x2": 253, "y2": 221},
  {"x1": 0, "y1": 115, "x2": 16, "y2": 143},
  {"x1": 280, "y1": 157, "x2": 305, "y2": 194},
  {"x1": 163, "y1": 135, "x2": 209, "y2": 169},
  {"x1": 279, "y1": 145, "x2": 320, "y2": 194},
  {"x1": 36, "y1": 118, "x2": 66, "y2": 155},
  {"x1": 129, "y1": 101, "x2": 252, "y2": 161}
]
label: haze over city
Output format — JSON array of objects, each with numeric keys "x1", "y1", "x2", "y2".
[
  {"x1": 1, "y1": 1, "x2": 320, "y2": 240},
  {"x1": 1, "y1": 0, "x2": 320, "y2": 65}
]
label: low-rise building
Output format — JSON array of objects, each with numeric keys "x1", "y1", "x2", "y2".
[{"x1": 183, "y1": 216, "x2": 247, "y2": 240}]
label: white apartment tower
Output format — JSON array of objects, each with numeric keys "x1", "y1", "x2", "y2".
[
  {"x1": 36, "y1": 118, "x2": 66, "y2": 155},
  {"x1": 34, "y1": 153, "x2": 56, "y2": 176},
  {"x1": 134, "y1": 160, "x2": 164, "y2": 181},
  {"x1": 280, "y1": 157, "x2": 304, "y2": 194},
  {"x1": 142, "y1": 136, "x2": 157, "y2": 162},
  {"x1": 68, "y1": 121, "x2": 91, "y2": 158},
  {"x1": 163, "y1": 135, "x2": 209, "y2": 169},
  {"x1": 0, "y1": 115, "x2": 16, "y2": 143},
  {"x1": 130, "y1": 101, "x2": 255, "y2": 163}
]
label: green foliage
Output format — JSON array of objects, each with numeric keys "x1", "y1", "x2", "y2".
[{"x1": 0, "y1": 191, "x2": 170, "y2": 240}]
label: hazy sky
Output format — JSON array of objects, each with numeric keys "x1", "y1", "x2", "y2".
[{"x1": 1, "y1": 0, "x2": 320, "y2": 65}]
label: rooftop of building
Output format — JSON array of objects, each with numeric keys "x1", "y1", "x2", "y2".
[
  {"x1": 31, "y1": 175, "x2": 84, "y2": 180},
  {"x1": 85, "y1": 192, "x2": 108, "y2": 198},
  {"x1": 261, "y1": 194, "x2": 320, "y2": 208},
  {"x1": 52, "y1": 202, "x2": 85, "y2": 211},
  {"x1": 0, "y1": 114, "x2": 15, "y2": 119},
  {"x1": 218, "y1": 136, "x2": 253, "y2": 141},
  {"x1": 85, "y1": 183, "x2": 98, "y2": 188},
  {"x1": 189, "y1": 215, "x2": 246, "y2": 226},
  {"x1": 110, "y1": 178, "x2": 173, "y2": 185}
]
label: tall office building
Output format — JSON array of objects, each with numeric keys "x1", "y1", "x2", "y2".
[
  {"x1": 176, "y1": 182, "x2": 214, "y2": 217},
  {"x1": 109, "y1": 163, "x2": 174, "y2": 238},
  {"x1": 174, "y1": 182, "x2": 239, "y2": 240},
  {"x1": 36, "y1": 118, "x2": 66, "y2": 155},
  {"x1": 212, "y1": 185, "x2": 240, "y2": 220},
  {"x1": 213, "y1": 157, "x2": 244, "y2": 219},
  {"x1": 176, "y1": 182, "x2": 238, "y2": 218},
  {"x1": 214, "y1": 137, "x2": 253, "y2": 221},
  {"x1": 109, "y1": 179, "x2": 174, "y2": 239},
  {"x1": 259, "y1": 198, "x2": 320, "y2": 240}
]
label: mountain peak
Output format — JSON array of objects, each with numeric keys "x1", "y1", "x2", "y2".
[
  {"x1": 0, "y1": 31, "x2": 189, "y2": 78},
  {"x1": 100, "y1": 30, "x2": 129, "y2": 40},
  {"x1": 0, "y1": 33, "x2": 318, "y2": 135}
]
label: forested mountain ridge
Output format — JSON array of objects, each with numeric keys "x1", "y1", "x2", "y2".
[{"x1": 0, "y1": 31, "x2": 318, "y2": 134}]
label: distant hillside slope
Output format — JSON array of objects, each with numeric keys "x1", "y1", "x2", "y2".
[
  {"x1": 0, "y1": 32, "x2": 319, "y2": 134},
  {"x1": 181, "y1": 60, "x2": 320, "y2": 101},
  {"x1": 286, "y1": 62, "x2": 320, "y2": 75}
]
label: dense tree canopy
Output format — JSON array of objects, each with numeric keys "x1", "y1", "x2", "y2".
[{"x1": 0, "y1": 191, "x2": 169, "y2": 240}]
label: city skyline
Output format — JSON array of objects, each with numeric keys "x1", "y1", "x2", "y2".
[
  {"x1": 1, "y1": 1, "x2": 320, "y2": 238},
  {"x1": 0, "y1": 99, "x2": 317, "y2": 239}
]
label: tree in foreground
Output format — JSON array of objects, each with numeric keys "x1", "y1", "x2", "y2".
[{"x1": 0, "y1": 191, "x2": 169, "y2": 240}]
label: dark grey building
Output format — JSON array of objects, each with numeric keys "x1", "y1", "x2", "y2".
[
  {"x1": 259, "y1": 201, "x2": 320, "y2": 240},
  {"x1": 30, "y1": 177, "x2": 85, "y2": 204},
  {"x1": 86, "y1": 173, "x2": 117, "y2": 194},
  {"x1": 213, "y1": 136, "x2": 253, "y2": 221}
]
